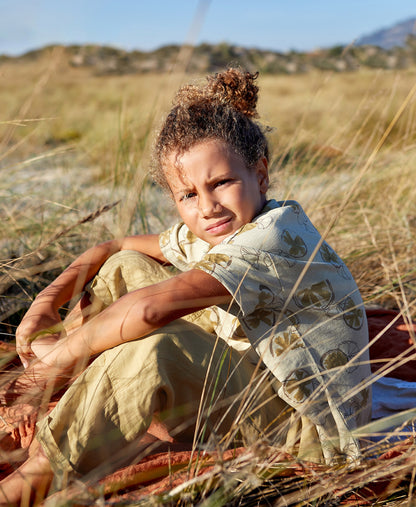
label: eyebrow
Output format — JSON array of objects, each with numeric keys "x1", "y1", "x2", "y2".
[
  {"x1": 173, "y1": 187, "x2": 193, "y2": 197},
  {"x1": 171, "y1": 168, "x2": 236, "y2": 197}
]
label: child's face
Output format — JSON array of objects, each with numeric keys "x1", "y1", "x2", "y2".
[{"x1": 164, "y1": 140, "x2": 269, "y2": 245}]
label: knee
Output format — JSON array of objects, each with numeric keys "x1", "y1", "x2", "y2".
[
  {"x1": 87, "y1": 250, "x2": 171, "y2": 305},
  {"x1": 99, "y1": 250, "x2": 156, "y2": 277}
]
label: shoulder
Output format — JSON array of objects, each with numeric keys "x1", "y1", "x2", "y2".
[
  {"x1": 258, "y1": 199, "x2": 315, "y2": 231},
  {"x1": 221, "y1": 199, "x2": 318, "y2": 252}
]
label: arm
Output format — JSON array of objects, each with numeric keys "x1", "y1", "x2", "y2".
[
  {"x1": 16, "y1": 234, "x2": 165, "y2": 367},
  {"x1": 31, "y1": 269, "x2": 232, "y2": 369}
]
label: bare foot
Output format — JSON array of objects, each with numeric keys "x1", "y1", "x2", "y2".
[
  {"x1": 0, "y1": 403, "x2": 38, "y2": 457},
  {"x1": 0, "y1": 362, "x2": 70, "y2": 407},
  {"x1": 0, "y1": 441, "x2": 53, "y2": 505}
]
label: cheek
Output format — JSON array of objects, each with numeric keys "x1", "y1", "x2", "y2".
[
  {"x1": 221, "y1": 189, "x2": 246, "y2": 213},
  {"x1": 176, "y1": 204, "x2": 196, "y2": 224}
]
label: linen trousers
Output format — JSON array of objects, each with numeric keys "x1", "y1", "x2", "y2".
[{"x1": 36, "y1": 251, "x2": 288, "y2": 482}]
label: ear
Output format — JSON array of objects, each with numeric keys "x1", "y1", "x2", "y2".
[{"x1": 255, "y1": 157, "x2": 269, "y2": 194}]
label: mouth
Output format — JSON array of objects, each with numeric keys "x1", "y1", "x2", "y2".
[{"x1": 205, "y1": 217, "x2": 232, "y2": 234}]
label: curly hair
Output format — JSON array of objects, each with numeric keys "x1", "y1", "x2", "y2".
[{"x1": 151, "y1": 68, "x2": 270, "y2": 189}]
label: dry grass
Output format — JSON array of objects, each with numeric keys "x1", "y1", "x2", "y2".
[{"x1": 1, "y1": 50, "x2": 416, "y2": 505}]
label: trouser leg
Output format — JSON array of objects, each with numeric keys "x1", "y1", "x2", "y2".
[
  {"x1": 36, "y1": 321, "x2": 283, "y2": 480},
  {"x1": 36, "y1": 251, "x2": 288, "y2": 481}
]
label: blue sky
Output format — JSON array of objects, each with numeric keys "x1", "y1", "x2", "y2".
[{"x1": 1, "y1": 0, "x2": 416, "y2": 56}]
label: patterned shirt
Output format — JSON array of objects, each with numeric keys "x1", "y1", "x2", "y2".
[{"x1": 160, "y1": 199, "x2": 371, "y2": 462}]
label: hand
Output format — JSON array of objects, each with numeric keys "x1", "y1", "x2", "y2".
[
  {"x1": 0, "y1": 354, "x2": 73, "y2": 407},
  {"x1": 0, "y1": 342, "x2": 70, "y2": 407},
  {"x1": 30, "y1": 336, "x2": 90, "y2": 394},
  {"x1": 32, "y1": 333, "x2": 91, "y2": 376},
  {"x1": 30, "y1": 335, "x2": 62, "y2": 365},
  {"x1": 0, "y1": 336, "x2": 86, "y2": 406},
  {"x1": 16, "y1": 302, "x2": 63, "y2": 368}
]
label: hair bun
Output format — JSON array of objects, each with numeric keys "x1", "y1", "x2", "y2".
[
  {"x1": 207, "y1": 69, "x2": 259, "y2": 118},
  {"x1": 173, "y1": 68, "x2": 260, "y2": 118}
]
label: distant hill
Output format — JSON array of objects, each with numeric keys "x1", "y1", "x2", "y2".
[
  {"x1": 357, "y1": 17, "x2": 416, "y2": 49},
  {"x1": 2, "y1": 32, "x2": 416, "y2": 76}
]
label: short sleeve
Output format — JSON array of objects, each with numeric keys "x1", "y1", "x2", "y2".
[{"x1": 193, "y1": 242, "x2": 277, "y2": 318}]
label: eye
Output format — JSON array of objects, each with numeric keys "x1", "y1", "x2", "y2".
[
  {"x1": 180, "y1": 192, "x2": 197, "y2": 202},
  {"x1": 215, "y1": 179, "x2": 232, "y2": 188}
]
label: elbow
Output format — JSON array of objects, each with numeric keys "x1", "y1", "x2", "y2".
[{"x1": 139, "y1": 299, "x2": 170, "y2": 329}]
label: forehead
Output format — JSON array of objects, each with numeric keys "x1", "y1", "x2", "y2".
[{"x1": 163, "y1": 140, "x2": 246, "y2": 189}]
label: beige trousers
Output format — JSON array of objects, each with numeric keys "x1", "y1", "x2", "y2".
[{"x1": 36, "y1": 251, "x2": 289, "y2": 482}]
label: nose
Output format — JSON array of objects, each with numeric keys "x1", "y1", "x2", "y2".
[{"x1": 198, "y1": 192, "x2": 221, "y2": 217}]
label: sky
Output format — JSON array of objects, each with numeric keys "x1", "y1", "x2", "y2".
[{"x1": 1, "y1": 0, "x2": 416, "y2": 56}]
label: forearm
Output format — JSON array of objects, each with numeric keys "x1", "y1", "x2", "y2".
[
  {"x1": 34, "y1": 240, "x2": 123, "y2": 310},
  {"x1": 62, "y1": 294, "x2": 156, "y2": 360},
  {"x1": 53, "y1": 271, "x2": 231, "y2": 366},
  {"x1": 36, "y1": 292, "x2": 161, "y2": 369},
  {"x1": 33, "y1": 234, "x2": 163, "y2": 311}
]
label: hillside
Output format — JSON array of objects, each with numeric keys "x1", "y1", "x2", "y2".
[
  {"x1": 2, "y1": 36, "x2": 416, "y2": 76},
  {"x1": 357, "y1": 17, "x2": 416, "y2": 49}
]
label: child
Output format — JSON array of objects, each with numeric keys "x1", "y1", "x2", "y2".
[{"x1": 0, "y1": 69, "x2": 371, "y2": 504}]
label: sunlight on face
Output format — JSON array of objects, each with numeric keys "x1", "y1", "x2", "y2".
[{"x1": 164, "y1": 140, "x2": 269, "y2": 245}]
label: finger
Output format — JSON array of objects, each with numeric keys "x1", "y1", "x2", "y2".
[
  {"x1": 16, "y1": 343, "x2": 33, "y2": 356},
  {"x1": 16, "y1": 341, "x2": 32, "y2": 352},
  {"x1": 16, "y1": 337, "x2": 33, "y2": 356},
  {"x1": 20, "y1": 357, "x2": 29, "y2": 369},
  {"x1": 18, "y1": 351, "x2": 35, "y2": 369}
]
